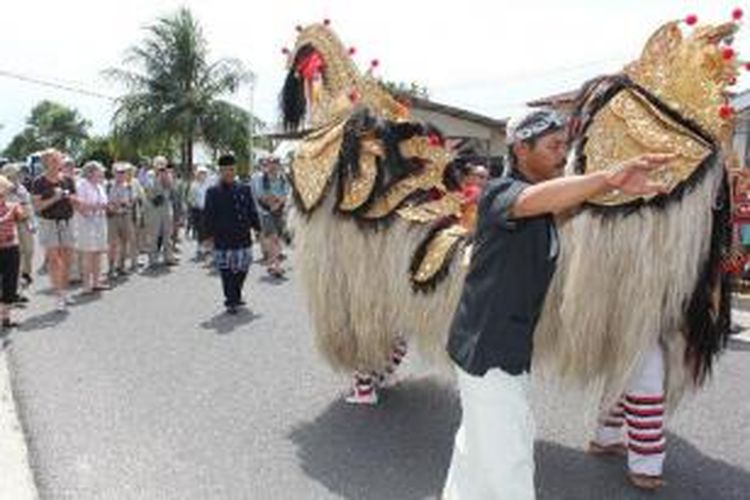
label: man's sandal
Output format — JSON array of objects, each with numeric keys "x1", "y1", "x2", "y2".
[
  {"x1": 587, "y1": 441, "x2": 628, "y2": 457},
  {"x1": 628, "y1": 472, "x2": 665, "y2": 491}
]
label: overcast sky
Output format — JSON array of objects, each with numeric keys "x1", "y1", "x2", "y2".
[{"x1": 1, "y1": 0, "x2": 747, "y2": 149}]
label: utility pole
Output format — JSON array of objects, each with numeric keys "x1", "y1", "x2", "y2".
[{"x1": 247, "y1": 70, "x2": 257, "y2": 175}]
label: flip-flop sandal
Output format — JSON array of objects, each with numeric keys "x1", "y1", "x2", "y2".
[
  {"x1": 628, "y1": 472, "x2": 665, "y2": 491},
  {"x1": 587, "y1": 441, "x2": 628, "y2": 457}
]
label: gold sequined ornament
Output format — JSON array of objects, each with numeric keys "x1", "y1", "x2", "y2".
[{"x1": 581, "y1": 19, "x2": 739, "y2": 207}]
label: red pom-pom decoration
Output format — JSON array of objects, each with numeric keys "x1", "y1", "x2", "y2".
[
  {"x1": 685, "y1": 14, "x2": 698, "y2": 26},
  {"x1": 348, "y1": 47, "x2": 357, "y2": 56},
  {"x1": 723, "y1": 47, "x2": 736, "y2": 60},
  {"x1": 370, "y1": 59, "x2": 380, "y2": 68},
  {"x1": 295, "y1": 25, "x2": 303, "y2": 32},
  {"x1": 323, "y1": 18, "x2": 331, "y2": 26},
  {"x1": 348, "y1": 90, "x2": 360, "y2": 103},
  {"x1": 427, "y1": 134, "x2": 442, "y2": 147},
  {"x1": 745, "y1": 62, "x2": 750, "y2": 71},
  {"x1": 733, "y1": 8, "x2": 744, "y2": 21},
  {"x1": 719, "y1": 104, "x2": 735, "y2": 119}
]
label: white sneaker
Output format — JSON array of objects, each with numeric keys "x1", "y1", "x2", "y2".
[
  {"x1": 56, "y1": 297, "x2": 67, "y2": 312},
  {"x1": 345, "y1": 389, "x2": 379, "y2": 405},
  {"x1": 64, "y1": 295, "x2": 75, "y2": 305}
]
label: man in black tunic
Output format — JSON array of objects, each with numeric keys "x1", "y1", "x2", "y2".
[
  {"x1": 442, "y1": 109, "x2": 673, "y2": 499},
  {"x1": 203, "y1": 154, "x2": 261, "y2": 314}
]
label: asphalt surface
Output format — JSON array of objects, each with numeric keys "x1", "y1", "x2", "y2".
[{"x1": 3, "y1": 241, "x2": 750, "y2": 499}]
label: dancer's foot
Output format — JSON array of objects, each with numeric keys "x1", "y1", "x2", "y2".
[
  {"x1": 587, "y1": 440, "x2": 627, "y2": 457},
  {"x1": 628, "y1": 472, "x2": 664, "y2": 491},
  {"x1": 345, "y1": 389, "x2": 378, "y2": 405}
]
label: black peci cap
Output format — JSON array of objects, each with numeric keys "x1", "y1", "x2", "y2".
[{"x1": 217, "y1": 153, "x2": 237, "y2": 167}]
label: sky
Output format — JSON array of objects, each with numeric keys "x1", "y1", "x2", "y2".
[{"x1": 1, "y1": 0, "x2": 748, "y2": 151}]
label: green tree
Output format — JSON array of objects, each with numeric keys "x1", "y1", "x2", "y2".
[
  {"x1": 2, "y1": 101, "x2": 91, "y2": 160},
  {"x1": 106, "y1": 7, "x2": 255, "y2": 174},
  {"x1": 381, "y1": 80, "x2": 430, "y2": 100},
  {"x1": 3, "y1": 128, "x2": 43, "y2": 160}
]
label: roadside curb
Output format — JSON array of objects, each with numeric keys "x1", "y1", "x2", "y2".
[{"x1": 0, "y1": 347, "x2": 38, "y2": 500}]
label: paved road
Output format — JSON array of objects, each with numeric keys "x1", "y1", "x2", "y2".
[{"x1": 4, "y1": 241, "x2": 750, "y2": 499}]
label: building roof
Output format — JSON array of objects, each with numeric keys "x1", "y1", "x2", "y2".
[
  {"x1": 405, "y1": 95, "x2": 507, "y2": 130},
  {"x1": 261, "y1": 95, "x2": 507, "y2": 140}
]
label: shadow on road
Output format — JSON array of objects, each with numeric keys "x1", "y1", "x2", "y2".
[
  {"x1": 728, "y1": 337, "x2": 750, "y2": 352},
  {"x1": 259, "y1": 274, "x2": 289, "y2": 285},
  {"x1": 537, "y1": 434, "x2": 750, "y2": 499},
  {"x1": 289, "y1": 377, "x2": 459, "y2": 500},
  {"x1": 17, "y1": 310, "x2": 67, "y2": 331},
  {"x1": 70, "y1": 292, "x2": 103, "y2": 306},
  {"x1": 290, "y1": 378, "x2": 750, "y2": 500},
  {"x1": 139, "y1": 266, "x2": 174, "y2": 278},
  {"x1": 200, "y1": 309, "x2": 261, "y2": 335},
  {"x1": 0, "y1": 331, "x2": 11, "y2": 350}
]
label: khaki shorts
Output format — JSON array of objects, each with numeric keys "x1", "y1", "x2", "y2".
[{"x1": 37, "y1": 218, "x2": 75, "y2": 249}]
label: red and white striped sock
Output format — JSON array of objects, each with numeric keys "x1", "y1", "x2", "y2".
[
  {"x1": 624, "y1": 393, "x2": 665, "y2": 476},
  {"x1": 376, "y1": 338, "x2": 408, "y2": 386},
  {"x1": 595, "y1": 398, "x2": 626, "y2": 446}
]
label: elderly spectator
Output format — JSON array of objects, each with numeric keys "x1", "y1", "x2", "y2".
[
  {"x1": 167, "y1": 164, "x2": 187, "y2": 252},
  {"x1": 132, "y1": 161, "x2": 150, "y2": 257},
  {"x1": 251, "y1": 157, "x2": 289, "y2": 277},
  {"x1": 0, "y1": 163, "x2": 35, "y2": 289},
  {"x1": 76, "y1": 161, "x2": 109, "y2": 293},
  {"x1": 62, "y1": 156, "x2": 84, "y2": 285},
  {"x1": 107, "y1": 162, "x2": 138, "y2": 277},
  {"x1": 0, "y1": 175, "x2": 27, "y2": 328},
  {"x1": 144, "y1": 156, "x2": 177, "y2": 268},
  {"x1": 31, "y1": 149, "x2": 77, "y2": 311},
  {"x1": 188, "y1": 165, "x2": 213, "y2": 260}
]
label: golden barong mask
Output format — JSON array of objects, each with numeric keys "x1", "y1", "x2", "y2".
[
  {"x1": 280, "y1": 21, "x2": 456, "y2": 217},
  {"x1": 576, "y1": 14, "x2": 743, "y2": 207}
]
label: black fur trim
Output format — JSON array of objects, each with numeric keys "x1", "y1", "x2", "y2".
[
  {"x1": 684, "y1": 171, "x2": 732, "y2": 384},
  {"x1": 279, "y1": 45, "x2": 317, "y2": 132},
  {"x1": 409, "y1": 218, "x2": 466, "y2": 292},
  {"x1": 334, "y1": 109, "x2": 381, "y2": 215},
  {"x1": 331, "y1": 109, "x2": 438, "y2": 218}
]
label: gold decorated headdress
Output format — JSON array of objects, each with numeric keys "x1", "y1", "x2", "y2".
[{"x1": 579, "y1": 10, "x2": 744, "y2": 207}]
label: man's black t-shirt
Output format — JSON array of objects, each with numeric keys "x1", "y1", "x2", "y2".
[
  {"x1": 31, "y1": 176, "x2": 76, "y2": 220},
  {"x1": 447, "y1": 169, "x2": 559, "y2": 376}
]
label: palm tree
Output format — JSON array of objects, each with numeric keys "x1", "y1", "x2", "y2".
[{"x1": 106, "y1": 7, "x2": 256, "y2": 173}]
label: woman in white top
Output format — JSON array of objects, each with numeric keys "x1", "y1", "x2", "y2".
[{"x1": 75, "y1": 161, "x2": 109, "y2": 293}]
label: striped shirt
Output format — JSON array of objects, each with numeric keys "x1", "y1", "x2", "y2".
[{"x1": 0, "y1": 203, "x2": 22, "y2": 248}]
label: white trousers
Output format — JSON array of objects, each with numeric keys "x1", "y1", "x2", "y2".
[
  {"x1": 594, "y1": 341, "x2": 666, "y2": 476},
  {"x1": 443, "y1": 366, "x2": 535, "y2": 500}
]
